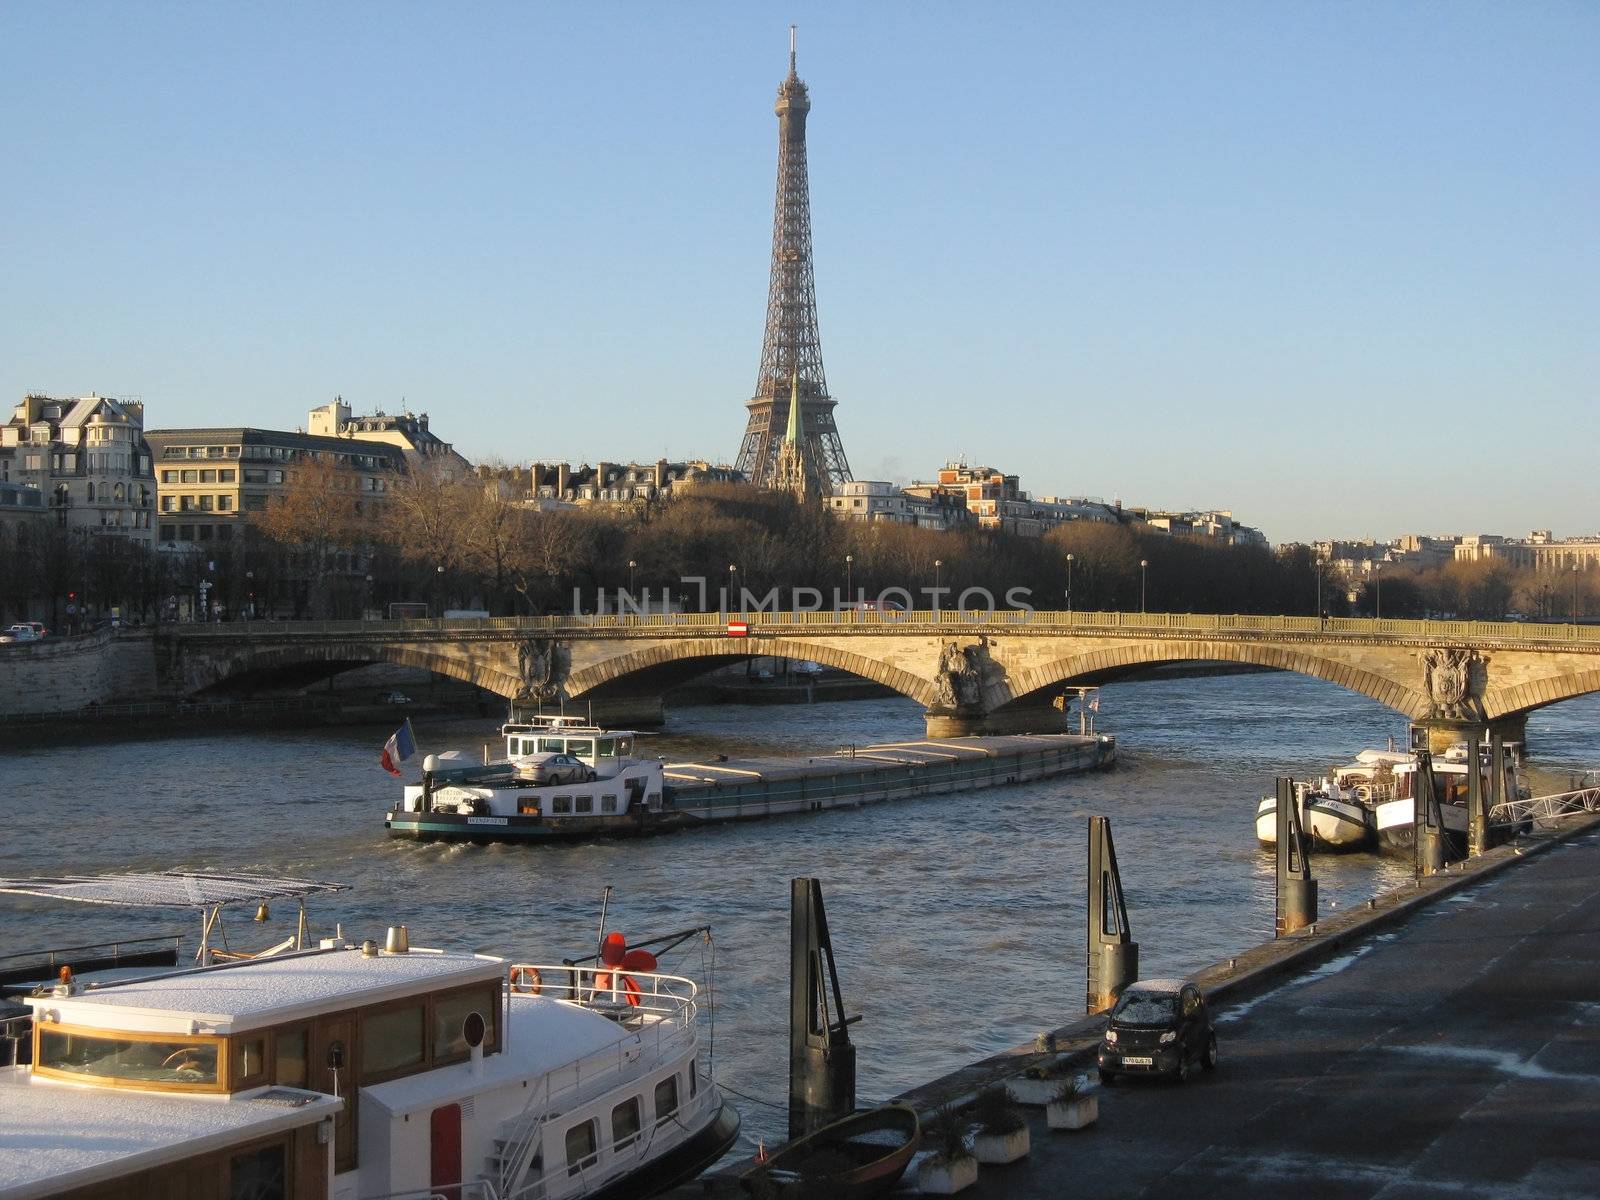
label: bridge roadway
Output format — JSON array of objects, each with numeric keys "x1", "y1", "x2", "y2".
[
  {"x1": 960, "y1": 824, "x2": 1600, "y2": 1199},
  {"x1": 156, "y1": 609, "x2": 1600, "y2": 743}
]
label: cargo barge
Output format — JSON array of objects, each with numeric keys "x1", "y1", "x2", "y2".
[{"x1": 385, "y1": 714, "x2": 1115, "y2": 842}]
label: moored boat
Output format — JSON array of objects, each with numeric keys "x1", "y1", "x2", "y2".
[
  {"x1": 0, "y1": 870, "x2": 739, "y2": 1200},
  {"x1": 742, "y1": 1104, "x2": 921, "y2": 1197},
  {"x1": 1255, "y1": 781, "x2": 1372, "y2": 852}
]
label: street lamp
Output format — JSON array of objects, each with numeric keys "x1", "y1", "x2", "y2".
[
  {"x1": 1065, "y1": 553, "x2": 1075, "y2": 614},
  {"x1": 933, "y1": 559, "x2": 942, "y2": 612},
  {"x1": 1139, "y1": 559, "x2": 1149, "y2": 614},
  {"x1": 1574, "y1": 564, "x2": 1581, "y2": 623},
  {"x1": 1373, "y1": 564, "x2": 1382, "y2": 620},
  {"x1": 436, "y1": 564, "x2": 445, "y2": 618},
  {"x1": 365, "y1": 573, "x2": 374, "y2": 621},
  {"x1": 245, "y1": 570, "x2": 255, "y2": 620},
  {"x1": 628, "y1": 559, "x2": 637, "y2": 598},
  {"x1": 1315, "y1": 558, "x2": 1323, "y2": 619},
  {"x1": 845, "y1": 554, "x2": 854, "y2": 606},
  {"x1": 728, "y1": 564, "x2": 739, "y2": 613}
]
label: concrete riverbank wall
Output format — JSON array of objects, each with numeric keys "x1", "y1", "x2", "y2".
[{"x1": 0, "y1": 629, "x2": 157, "y2": 715}]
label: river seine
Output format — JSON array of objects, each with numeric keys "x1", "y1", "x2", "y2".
[{"x1": 4, "y1": 673, "x2": 1596, "y2": 1149}]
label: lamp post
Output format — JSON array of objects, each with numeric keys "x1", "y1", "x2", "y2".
[
  {"x1": 435, "y1": 564, "x2": 444, "y2": 617},
  {"x1": 728, "y1": 564, "x2": 739, "y2": 613},
  {"x1": 845, "y1": 554, "x2": 854, "y2": 606},
  {"x1": 628, "y1": 559, "x2": 637, "y2": 598},
  {"x1": 1066, "y1": 553, "x2": 1074, "y2": 614},
  {"x1": 1315, "y1": 558, "x2": 1323, "y2": 619},
  {"x1": 365, "y1": 573, "x2": 374, "y2": 622},
  {"x1": 933, "y1": 558, "x2": 942, "y2": 613},
  {"x1": 1574, "y1": 564, "x2": 1581, "y2": 624},
  {"x1": 1373, "y1": 564, "x2": 1382, "y2": 620},
  {"x1": 245, "y1": 570, "x2": 255, "y2": 620},
  {"x1": 1139, "y1": 559, "x2": 1149, "y2": 614}
]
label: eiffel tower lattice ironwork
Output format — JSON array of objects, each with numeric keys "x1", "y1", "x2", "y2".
[{"x1": 734, "y1": 27, "x2": 852, "y2": 493}]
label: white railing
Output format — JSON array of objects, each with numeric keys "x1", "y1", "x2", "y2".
[
  {"x1": 494, "y1": 967, "x2": 700, "y2": 1198},
  {"x1": 1490, "y1": 785, "x2": 1600, "y2": 828}
]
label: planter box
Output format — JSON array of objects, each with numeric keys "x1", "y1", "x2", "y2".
[
  {"x1": 1046, "y1": 1094, "x2": 1099, "y2": 1131},
  {"x1": 973, "y1": 1126, "x2": 1030, "y2": 1165},
  {"x1": 916, "y1": 1154, "x2": 978, "y2": 1194},
  {"x1": 1009, "y1": 1077, "x2": 1064, "y2": 1107}
]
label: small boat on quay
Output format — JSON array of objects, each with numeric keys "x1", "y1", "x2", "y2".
[
  {"x1": 0, "y1": 870, "x2": 739, "y2": 1200},
  {"x1": 742, "y1": 1104, "x2": 921, "y2": 1198},
  {"x1": 1254, "y1": 779, "x2": 1376, "y2": 852},
  {"x1": 387, "y1": 711, "x2": 1116, "y2": 844}
]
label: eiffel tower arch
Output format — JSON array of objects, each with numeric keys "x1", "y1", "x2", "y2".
[{"x1": 734, "y1": 27, "x2": 852, "y2": 494}]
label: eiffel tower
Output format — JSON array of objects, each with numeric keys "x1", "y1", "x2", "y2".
[{"x1": 734, "y1": 27, "x2": 851, "y2": 493}]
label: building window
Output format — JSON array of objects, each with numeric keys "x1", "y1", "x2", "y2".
[
  {"x1": 200, "y1": 469, "x2": 216, "y2": 483},
  {"x1": 181, "y1": 469, "x2": 197, "y2": 483},
  {"x1": 218, "y1": 495, "x2": 232, "y2": 511},
  {"x1": 160, "y1": 524, "x2": 176, "y2": 540},
  {"x1": 219, "y1": 469, "x2": 236, "y2": 482},
  {"x1": 161, "y1": 496, "x2": 175, "y2": 512},
  {"x1": 243, "y1": 469, "x2": 267, "y2": 484},
  {"x1": 179, "y1": 524, "x2": 195, "y2": 540}
]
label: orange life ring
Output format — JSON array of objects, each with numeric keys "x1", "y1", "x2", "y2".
[{"x1": 509, "y1": 965, "x2": 543, "y2": 995}]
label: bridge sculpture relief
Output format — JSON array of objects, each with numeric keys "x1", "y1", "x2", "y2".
[{"x1": 150, "y1": 611, "x2": 1600, "y2": 749}]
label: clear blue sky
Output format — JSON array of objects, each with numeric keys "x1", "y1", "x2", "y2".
[{"x1": 3, "y1": 3, "x2": 1595, "y2": 544}]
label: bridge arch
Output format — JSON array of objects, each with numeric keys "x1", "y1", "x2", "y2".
[
  {"x1": 994, "y1": 638, "x2": 1431, "y2": 719},
  {"x1": 1485, "y1": 666, "x2": 1600, "y2": 721},
  {"x1": 566, "y1": 637, "x2": 940, "y2": 708},
  {"x1": 176, "y1": 640, "x2": 523, "y2": 700}
]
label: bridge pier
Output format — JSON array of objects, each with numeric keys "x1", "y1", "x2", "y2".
[
  {"x1": 924, "y1": 703, "x2": 1071, "y2": 739},
  {"x1": 1412, "y1": 713, "x2": 1528, "y2": 759}
]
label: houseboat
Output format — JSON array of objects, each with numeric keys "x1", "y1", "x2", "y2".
[
  {"x1": 387, "y1": 713, "x2": 1117, "y2": 843},
  {"x1": 0, "y1": 873, "x2": 738, "y2": 1200}
]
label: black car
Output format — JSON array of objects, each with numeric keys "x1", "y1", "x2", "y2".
[{"x1": 1097, "y1": 978, "x2": 1217, "y2": 1084}]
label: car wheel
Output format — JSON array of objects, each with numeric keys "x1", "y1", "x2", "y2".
[
  {"x1": 1203, "y1": 1034, "x2": 1218, "y2": 1071},
  {"x1": 1098, "y1": 1069, "x2": 1115, "y2": 1086}
]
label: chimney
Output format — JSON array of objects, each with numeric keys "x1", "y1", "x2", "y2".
[
  {"x1": 655, "y1": 458, "x2": 668, "y2": 489},
  {"x1": 556, "y1": 462, "x2": 571, "y2": 498},
  {"x1": 596, "y1": 461, "x2": 611, "y2": 493}
]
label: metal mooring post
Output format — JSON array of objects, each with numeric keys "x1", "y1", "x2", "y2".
[
  {"x1": 1488, "y1": 732, "x2": 1507, "y2": 844},
  {"x1": 1467, "y1": 728, "x2": 1488, "y2": 857},
  {"x1": 1275, "y1": 777, "x2": 1318, "y2": 935},
  {"x1": 1086, "y1": 815, "x2": 1138, "y2": 1013},
  {"x1": 788, "y1": 877, "x2": 858, "y2": 1140},
  {"x1": 1415, "y1": 749, "x2": 1447, "y2": 877}
]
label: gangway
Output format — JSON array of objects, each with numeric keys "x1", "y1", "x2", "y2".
[{"x1": 1489, "y1": 783, "x2": 1600, "y2": 829}]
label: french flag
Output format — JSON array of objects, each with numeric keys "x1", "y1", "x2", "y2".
[{"x1": 381, "y1": 719, "x2": 417, "y2": 776}]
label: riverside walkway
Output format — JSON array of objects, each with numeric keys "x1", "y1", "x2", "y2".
[{"x1": 957, "y1": 822, "x2": 1600, "y2": 1199}]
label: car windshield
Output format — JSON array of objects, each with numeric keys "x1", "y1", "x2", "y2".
[{"x1": 1112, "y1": 991, "x2": 1177, "y2": 1025}]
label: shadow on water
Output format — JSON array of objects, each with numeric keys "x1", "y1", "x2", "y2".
[{"x1": 2, "y1": 673, "x2": 1596, "y2": 1149}]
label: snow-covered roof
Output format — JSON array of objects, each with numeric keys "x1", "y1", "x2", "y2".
[
  {"x1": 363, "y1": 993, "x2": 644, "y2": 1114},
  {"x1": 1123, "y1": 978, "x2": 1190, "y2": 994},
  {"x1": 28, "y1": 947, "x2": 503, "y2": 1035},
  {"x1": 0, "y1": 1068, "x2": 339, "y2": 1200}
]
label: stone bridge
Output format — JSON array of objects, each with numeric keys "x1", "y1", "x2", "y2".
[{"x1": 150, "y1": 610, "x2": 1600, "y2": 747}]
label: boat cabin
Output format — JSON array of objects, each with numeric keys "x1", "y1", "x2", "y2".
[{"x1": 501, "y1": 715, "x2": 638, "y2": 767}]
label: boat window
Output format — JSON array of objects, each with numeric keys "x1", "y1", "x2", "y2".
[
  {"x1": 612, "y1": 1097, "x2": 642, "y2": 1148},
  {"x1": 576, "y1": 796, "x2": 594, "y2": 814},
  {"x1": 654, "y1": 1075, "x2": 679, "y2": 1121},
  {"x1": 37, "y1": 1028, "x2": 221, "y2": 1089},
  {"x1": 565, "y1": 1120, "x2": 598, "y2": 1177},
  {"x1": 601, "y1": 795, "x2": 617, "y2": 813},
  {"x1": 434, "y1": 987, "x2": 498, "y2": 1062},
  {"x1": 597, "y1": 738, "x2": 616, "y2": 757},
  {"x1": 552, "y1": 796, "x2": 572, "y2": 814},
  {"x1": 362, "y1": 1004, "x2": 425, "y2": 1079},
  {"x1": 568, "y1": 739, "x2": 595, "y2": 758},
  {"x1": 274, "y1": 1028, "x2": 307, "y2": 1087},
  {"x1": 539, "y1": 737, "x2": 565, "y2": 753},
  {"x1": 229, "y1": 1141, "x2": 287, "y2": 1200},
  {"x1": 235, "y1": 1036, "x2": 267, "y2": 1085},
  {"x1": 615, "y1": 737, "x2": 633, "y2": 756}
]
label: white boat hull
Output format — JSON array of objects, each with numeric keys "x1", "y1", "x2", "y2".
[
  {"x1": 1256, "y1": 795, "x2": 1372, "y2": 852},
  {"x1": 1373, "y1": 797, "x2": 1468, "y2": 858}
]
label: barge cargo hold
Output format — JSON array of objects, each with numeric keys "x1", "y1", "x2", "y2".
[{"x1": 385, "y1": 731, "x2": 1115, "y2": 843}]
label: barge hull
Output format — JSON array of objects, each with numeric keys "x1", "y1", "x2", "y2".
[{"x1": 387, "y1": 733, "x2": 1114, "y2": 842}]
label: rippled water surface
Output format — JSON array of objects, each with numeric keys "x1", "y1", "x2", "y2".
[{"x1": 4, "y1": 674, "x2": 1596, "y2": 1147}]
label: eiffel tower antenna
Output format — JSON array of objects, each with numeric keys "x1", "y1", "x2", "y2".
[{"x1": 734, "y1": 26, "x2": 851, "y2": 493}]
